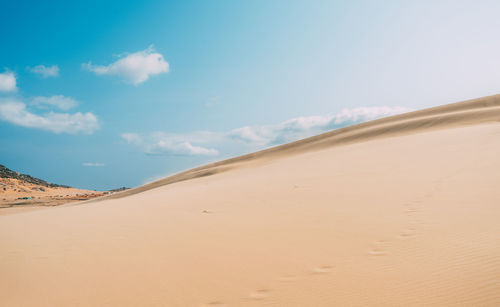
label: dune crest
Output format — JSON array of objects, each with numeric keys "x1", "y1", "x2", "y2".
[
  {"x1": 1, "y1": 95, "x2": 500, "y2": 306},
  {"x1": 101, "y1": 94, "x2": 500, "y2": 201}
]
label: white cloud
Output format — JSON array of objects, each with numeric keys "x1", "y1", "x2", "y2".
[
  {"x1": 0, "y1": 100, "x2": 99, "y2": 134},
  {"x1": 121, "y1": 132, "x2": 142, "y2": 145},
  {"x1": 0, "y1": 71, "x2": 17, "y2": 92},
  {"x1": 83, "y1": 162, "x2": 105, "y2": 167},
  {"x1": 31, "y1": 95, "x2": 78, "y2": 110},
  {"x1": 228, "y1": 126, "x2": 271, "y2": 146},
  {"x1": 121, "y1": 131, "x2": 219, "y2": 156},
  {"x1": 152, "y1": 140, "x2": 219, "y2": 156},
  {"x1": 82, "y1": 45, "x2": 169, "y2": 85},
  {"x1": 28, "y1": 65, "x2": 59, "y2": 78},
  {"x1": 228, "y1": 106, "x2": 414, "y2": 146},
  {"x1": 122, "y1": 106, "x2": 412, "y2": 157}
]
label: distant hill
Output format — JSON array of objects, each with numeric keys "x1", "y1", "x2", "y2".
[
  {"x1": 0, "y1": 164, "x2": 70, "y2": 188},
  {"x1": 108, "y1": 187, "x2": 130, "y2": 193}
]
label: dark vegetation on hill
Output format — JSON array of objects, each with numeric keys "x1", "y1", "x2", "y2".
[
  {"x1": 0, "y1": 164, "x2": 70, "y2": 188},
  {"x1": 108, "y1": 187, "x2": 130, "y2": 192}
]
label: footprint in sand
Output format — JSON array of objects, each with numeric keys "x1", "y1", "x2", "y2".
[
  {"x1": 246, "y1": 289, "x2": 271, "y2": 300},
  {"x1": 311, "y1": 265, "x2": 333, "y2": 274},
  {"x1": 202, "y1": 301, "x2": 226, "y2": 306},
  {"x1": 368, "y1": 240, "x2": 389, "y2": 256},
  {"x1": 368, "y1": 250, "x2": 388, "y2": 256},
  {"x1": 398, "y1": 228, "x2": 417, "y2": 239},
  {"x1": 405, "y1": 207, "x2": 419, "y2": 214}
]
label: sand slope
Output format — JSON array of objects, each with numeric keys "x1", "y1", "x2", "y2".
[{"x1": 1, "y1": 95, "x2": 500, "y2": 306}]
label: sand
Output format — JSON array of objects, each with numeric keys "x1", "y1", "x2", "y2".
[
  {"x1": 0, "y1": 178, "x2": 105, "y2": 214},
  {"x1": 1, "y1": 95, "x2": 500, "y2": 306}
]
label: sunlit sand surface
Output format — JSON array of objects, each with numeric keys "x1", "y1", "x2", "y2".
[{"x1": 1, "y1": 95, "x2": 500, "y2": 306}]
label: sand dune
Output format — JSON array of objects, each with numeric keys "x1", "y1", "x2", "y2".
[
  {"x1": 1, "y1": 95, "x2": 500, "y2": 306},
  {"x1": 96, "y1": 94, "x2": 500, "y2": 201}
]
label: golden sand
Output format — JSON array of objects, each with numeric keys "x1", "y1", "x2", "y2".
[{"x1": 1, "y1": 95, "x2": 500, "y2": 306}]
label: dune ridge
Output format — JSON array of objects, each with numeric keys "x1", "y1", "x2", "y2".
[
  {"x1": 100, "y1": 94, "x2": 500, "y2": 201},
  {"x1": 1, "y1": 94, "x2": 500, "y2": 306}
]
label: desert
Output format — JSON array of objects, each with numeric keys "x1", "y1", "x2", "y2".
[{"x1": 1, "y1": 95, "x2": 499, "y2": 306}]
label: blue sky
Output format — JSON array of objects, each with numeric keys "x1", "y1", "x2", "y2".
[{"x1": 2, "y1": 0, "x2": 500, "y2": 190}]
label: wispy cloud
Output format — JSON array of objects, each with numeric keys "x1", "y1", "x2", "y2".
[
  {"x1": 151, "y1": 140, "x2": 219, "y2": 156},
  {"x1": 0, "y1": 99, "x2": 99, "y2": 134},
  {"x1": 82, "y1": 45, "x2": 169, "y2": 85},
  {"x1": 121, "y1": 131, "x2": 219, "y2": 156},
  {"x1": 0, "y1": 71, "x2": 17, "y2": 92},
  {"x1": 122, "y1": 106, "x2": 412, "y2": 156},
  {"x1": 31, "y1": 95, "x2": 78, "y2": 110},
  {"x1": 229, "y1": 106, "x2": 414, "y2": 146},
  {"x1": 28, "y1": 65, "x2": 59, "y2": 78},
  {"x1": 121, "y1": 132, "x2": 142, "y2": 145},
  {"x1": 83, "y1": 162, "x2": 105, "y2": 167}
]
